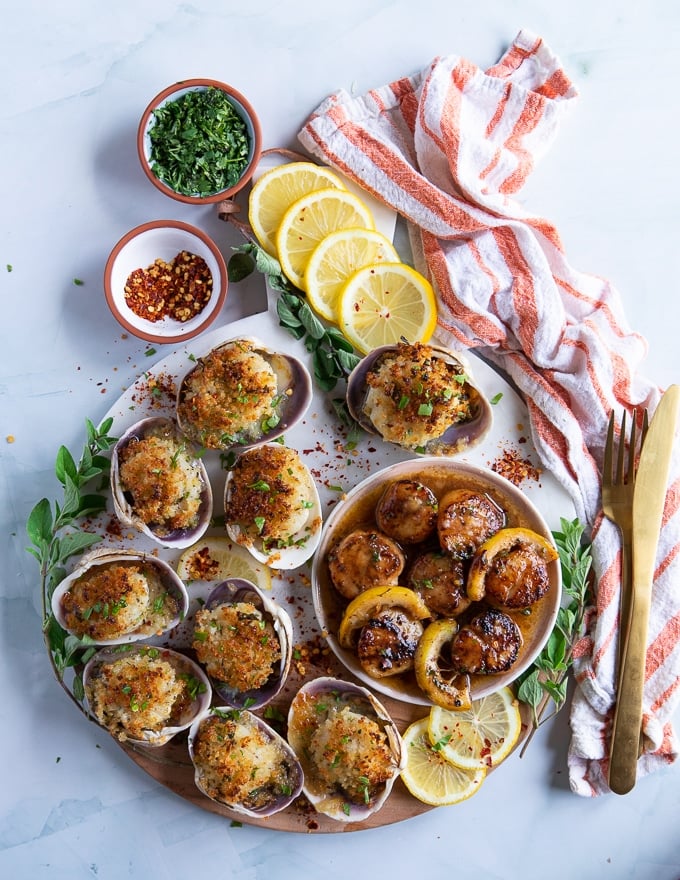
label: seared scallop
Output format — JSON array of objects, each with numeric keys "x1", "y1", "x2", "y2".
[
  {"x1": 483, "y1": 544, "x2": 551, "y2": 608},
  {"x1": 407, "y1": 551, "x2": 471, "y2": 618},
  {"x1": 327, "y1": 529, "x2": 405, "y2": 600},
  {"x1": 356, "y1": 608, "x2": 425, "y2": 678},
  {"x1": 449, "y1": 609, "x2": 522, "y2": 675},
  {"x1": 374, "y1": 479, "x2": 438, "y2": 544},
  {"x1": 467, "y1": 527, "x2": 559, "y2": 607},
  {"x1": 437, "y1": 488, "x2": 505, "y2": 559}
]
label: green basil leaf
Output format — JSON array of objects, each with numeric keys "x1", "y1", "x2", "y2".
[
  {"x1": 227, "y1": 252, "x2": 255, "y2": 282},
  {"x1": 55, "y1": 446, "x2": 78, "y2": 487},
  {"x1": 299, "y1": 302, "x2": 326, "y2": 340},
  {"x1": 26, "y1": 498, "x2": 53, "y2": 547}
]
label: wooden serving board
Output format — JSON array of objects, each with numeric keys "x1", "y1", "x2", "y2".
[{"x1": 54, "y1": 304, "x2": 570, "y2": 833}]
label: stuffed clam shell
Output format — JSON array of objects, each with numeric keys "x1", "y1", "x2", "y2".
[
  {"x1": 176, "y1": 336, "x2": 312, "y2": 451},
  {"x1": 110, "y1": 416, "x2": 213, "y2": 549},
  {"x1": 191, "y1": 578, "x2": 293, "y2": 709},
  {"x1": 51, "y1": 548, "x2": 189, "y2": 645},
  {"x1": 83, "y1": 645, "x2": 211, "y2": 747},
  {"x1": 188, "y1": 707, "x2": 304, "y2": 818},
  {"x1": 287, "y1": 676, "x2": 404, "y2": 823},
  {"x1": 346, "y1": 341, "x2": 492, "y2": 455},
  {"x1": 224, "y1": 443, "x2": 322, "y2": 569}
]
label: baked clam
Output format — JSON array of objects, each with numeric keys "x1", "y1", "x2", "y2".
[
  {"x1": 224, "y1": 443, "x2": 322, "y2": 569},
  {"x1": 51, "y1": 548, "x2": 189, "y2": 645},
  {"x1": 191, "y1": 578, "x2": 293, "y2": 709},
  {"x1": 346, "y1": 341, "x2": 492, "y2": 455},
  {"x1": 287, "y1": 677, "x2": 404, "y2": 823},
  {"x1": 176, "y1": 336, "x2": 312, "y2": 451},
  {"x1": 110, "y1": 416, "x2": 213, "y2": 549},
  {"x1": 83, "y1": 645, "x2": 211, "y2": 746},
  {"x1": 188, "y1": 707, "x2": 304, "y2": 818}
]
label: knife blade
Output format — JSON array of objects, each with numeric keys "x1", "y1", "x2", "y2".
[{"x1": 608, "y1": 384, "x2": 680, "y2": 795}]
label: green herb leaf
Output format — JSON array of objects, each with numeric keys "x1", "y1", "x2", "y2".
[
  {"x1": 26, "y1": 418, "x2": 119, "y2": 702},
  {"x1": 227, "y1": 251, "x2": 255, "y2": 283},
  {"x1": 517, "y1": 517, "x2": 593, "y2": 756}
]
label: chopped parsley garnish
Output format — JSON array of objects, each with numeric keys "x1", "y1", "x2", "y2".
[{"x1": 147, "y1": 87, "x2": 251, "y2": 197}]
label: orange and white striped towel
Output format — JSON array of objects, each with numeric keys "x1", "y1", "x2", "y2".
[{"x1": 298, "y1": 29, "x2": 680, "y2": 796}]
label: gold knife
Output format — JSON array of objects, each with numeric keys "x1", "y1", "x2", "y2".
[{"x1": 608, "y1": 384, "x2": 680, "y2": 794}]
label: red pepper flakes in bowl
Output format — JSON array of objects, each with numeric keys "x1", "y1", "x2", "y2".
[{"x1": 124, "y1": 251, "x2": 213, "y2": 323}]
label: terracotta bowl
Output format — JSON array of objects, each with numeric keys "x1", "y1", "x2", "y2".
[
  {"x1": 137, "y1": 78, "x2": 262, "y2": 205},
  {"x1": 103, "y1": 219, "x2": 227, "y2": 344}
]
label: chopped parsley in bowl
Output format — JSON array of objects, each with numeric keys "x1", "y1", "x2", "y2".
[{"x1": 137, "y1": 78, "x2": 262, "y2": 204}]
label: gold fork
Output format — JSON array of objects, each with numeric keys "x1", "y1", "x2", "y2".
[{"x1": 601, "y1": 408, "x2": 649, "y2": 670}]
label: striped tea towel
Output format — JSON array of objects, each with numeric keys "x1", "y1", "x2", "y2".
[{"x1": 298, "y1": 28, "x2": 680, "y2": 796}]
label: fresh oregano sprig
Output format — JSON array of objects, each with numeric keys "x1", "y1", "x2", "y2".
[
  {"x1": 26, "y1": 417, "x2": 118, "y2": 703},
  {"x1": 516, "y1": 516, "x2": 593, "y2": 756},
  {"x1": 227, "y1": 242, "x2": 362, "y2": 392}
]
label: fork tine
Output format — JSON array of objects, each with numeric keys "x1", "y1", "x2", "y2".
[
  {"x1": 641, "y1": 408, "x2": 649, "y2": 446},
  {"x1": 604, "y1": 409, "x2": 615, "y2": 484},
  {"x1": 626, "y1": 409, "x2": 637, "y2": 484},
  {"x1": 616, "y1": 409, "x2": 627, "y2": 484}
]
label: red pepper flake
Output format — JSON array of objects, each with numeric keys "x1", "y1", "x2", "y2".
[
  {"x1": 491, "y1": 446, "x2": 542, "y2": 487},
  {"x1": 124, "y1": 250, "x2": 213, "y2": 323}
]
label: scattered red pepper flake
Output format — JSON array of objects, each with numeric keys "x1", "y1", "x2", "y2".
[{"x1": 491, "y1": 446, "x2": 541, "y2": 487}]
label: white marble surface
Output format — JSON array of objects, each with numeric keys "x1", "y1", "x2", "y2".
[{"x1": 2, "y1": 2, "x2": 679, "y2": 878}]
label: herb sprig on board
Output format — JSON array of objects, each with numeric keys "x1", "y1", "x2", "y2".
[
  {"x1": 516, "y1": 517, "x2": 593, "y2": 755},
  {"x1": 26, "y1": 418, "x2": 117, "y2": 702},
  {"x1": 228, "y1": 242, "x2": 362, "y2": 397}
]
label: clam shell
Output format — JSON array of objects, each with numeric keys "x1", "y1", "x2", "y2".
[
  {"x1": 110, "y1": 416, "x2": 213, "y2": 549},
  {"x1": 176, "y1": 336, "x2": 312, "y2": 452},
  {"x1": 195, "y1": 578, "x2": 293, "y2": 709},
  {"x1": 51, "y1": 548, "x2": 189, "y2": 645},
  {"x1": 346, "y1": 342, "x2": 493, "y2": 455},
  {"x1": 83, "y1": 645, "x2": 212, "y2": 747},
  {"x1": 188, "y1": 707, "x2": 304, "y2": 818},
  {"x1": 287, "y1": 676, "x2": 404, "y2": 823},
  {"x1": 224, "y1": 443, "x2": 323, "y2": 570}
]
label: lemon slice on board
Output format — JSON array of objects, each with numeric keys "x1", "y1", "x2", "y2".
[
  {"x1": 176, "y1": 536, "x2": 272, "y2": 591},
  {"x1": 400, "y1": 717, "x2": 487, "y2": 806},
  {"x1": 428, "y1": 686, "x2": 522, "y2": 770},
  {"x1": 304, "y1": 227, "x2": 399, "y2": 322},
  {"x1": 248, "y1": 161, "x2": 346, "y2": 256},
  {"x1": 337, "y1": 261, "x2": 437, "y2": 354},
  {"x1": 275, "y1": 188, "x2": 375, "y2": 290}
]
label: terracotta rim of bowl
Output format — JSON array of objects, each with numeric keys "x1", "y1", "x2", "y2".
[
  {"x1": 103, "y1": 219, "x2": 228, "y2": 344},
  {"x1": 136, "y1": 78, "x2": 263, "y2": 205}
]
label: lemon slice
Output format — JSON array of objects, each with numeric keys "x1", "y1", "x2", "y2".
[
  {"x1": 248, "y1": 162, "x2": 346, "y2": 256},
  {"x1": 276, "y1": 188, "x2": 375, "y2": 290},
  {"x1": 414, "y1": 619, "x2": 472, "y2": 711},
  {"x1": 337, "y1": 585, "x2": 431, "y2": 649},
  {"x1": 176, "y1": 536, "x2": 272, "y2": 591},
  {"x1": 338, "y1": 262, "x2": 437, "y2": 355},
  {"x1": 400, "y1": 717, "x2": 486, "y2": 806},
  {"x1": 304, "y1": 227, "x2": 399, "y2": 322},
  {"x1": 428, "y1": 686, "x2": 522, "y2": 770}
]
